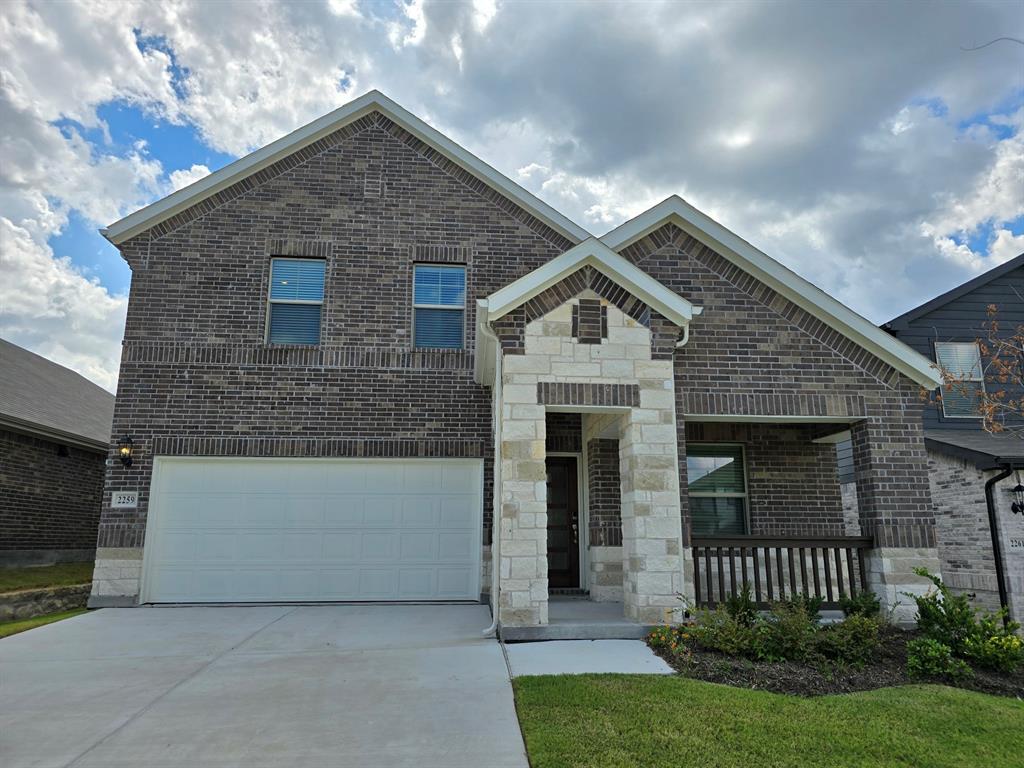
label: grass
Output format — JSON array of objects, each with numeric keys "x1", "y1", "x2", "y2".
[
  {"x1": 0, "y1": 609, "x2": 87, "y2": 639},
  {"x1": 514, "y1": 675, "x2": 1024, "y2": 768},
  {"x1": 0, "y1": 562, "x2": 94, "y2": 594}
]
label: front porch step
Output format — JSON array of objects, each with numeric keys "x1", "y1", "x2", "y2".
[{"x1": 501, "y1": 622, "x2": 655, "y2": 642}]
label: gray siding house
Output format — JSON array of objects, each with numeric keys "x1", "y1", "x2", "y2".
[
  {"x1": 89, "y1": 91, "x2": 946, "y2": 635},
  {"x1": 879, "y1": 255, "x2": 1023, "y2": 623},
  {"x1": 1, "y1": 339, "x2": 114, "y2": 566}
]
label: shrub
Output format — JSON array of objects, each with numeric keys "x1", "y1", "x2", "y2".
[
  {"x1": 814, "y1": 615, "x2": 881, "y2": 665},
  {"x1": 723, "y1": 583, "x2": 758, "y2": 626},
  {"x1": 688, "y1": 608, "x2": 755, "y2": 656},
  {"x1": 778, "y1": 592, "x2": 824, "y2": 618},
  {"x1": 752, "y1": 602, "x2": 818, "y2": 662},
  {"x1": 838, "y1": 591, "x2": 881, "y2": 618},
  {"x1": 647, "y1": 625, "x2": 675, "y2": 650},
  {"x1": 963, "y1": 633, "x2": 1024, "y2": 674},
  {"x1": 906, "y1": 638, "x2": 972, "y2": 681}
]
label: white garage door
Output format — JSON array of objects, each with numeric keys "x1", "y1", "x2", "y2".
[{"x1": 142, "y1": 458, "x2": 482, "y2": 603}]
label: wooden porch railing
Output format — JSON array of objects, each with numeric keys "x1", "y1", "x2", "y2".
[{"x1": 691, "y1": 536, "x2": 873, "y2": 609}]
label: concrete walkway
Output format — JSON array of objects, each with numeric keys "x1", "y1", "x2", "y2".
[
  {"x1": 504, "y1": 639, "x2": 673, "y2": 677},
  {"x1": 0, "y1": 605, "x2": 527, "y2": 768}
]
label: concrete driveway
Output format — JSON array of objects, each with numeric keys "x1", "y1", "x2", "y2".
[{"x1": 0, "y1": 605, "x2": 528, "y2": 768}]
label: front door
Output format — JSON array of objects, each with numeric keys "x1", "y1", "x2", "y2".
[{"x1": 546, "y1": 456, "x2": 580, "y2": 589}]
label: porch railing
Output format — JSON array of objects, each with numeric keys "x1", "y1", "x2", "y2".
[{"x1": 691, "y1": 536, "x2": 873, "y2": 610}]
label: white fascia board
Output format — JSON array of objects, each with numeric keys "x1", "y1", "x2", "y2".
[
  {"x1": 485, "y1": 238, "x2": 695, "y2": 327},
  {"x1": 601, "y1": 196, "x2": 942, "y2": 389},
  {"x1": 103, "y1": 90, "x2": 591, "y2": 246}
]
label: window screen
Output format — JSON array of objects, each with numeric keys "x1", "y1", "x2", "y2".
[
  {"x1": 267, "y1": 258, "x2": 325, "y2": 345},
  {"x1": 413, "y1": 265, "x2": 465, "y2": 349}
]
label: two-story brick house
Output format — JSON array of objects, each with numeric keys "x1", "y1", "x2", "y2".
[{"x1": 89, "y1": 91, "x2": 945, "y2": 635}]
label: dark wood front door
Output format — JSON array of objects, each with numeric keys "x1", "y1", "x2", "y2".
[{"x1": 546, "y1": 456, "x2": 580, "y2": 589}]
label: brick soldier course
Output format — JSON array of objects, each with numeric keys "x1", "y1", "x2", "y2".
[{"x1": 91, "y1": 92, "x2": 945, "y2": 630}]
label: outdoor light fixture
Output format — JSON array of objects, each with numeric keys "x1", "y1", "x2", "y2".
[
  {"x1": 117, "y1": 436, "x2": 134, "y2": 467},
  {"x1": 1012, "y1": 470, "x2": 1024, "y2": 515}
]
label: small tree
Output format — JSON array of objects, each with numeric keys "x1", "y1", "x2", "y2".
[{"x1": 927, "y1": 304, "x2": 1024, "y2": 437}]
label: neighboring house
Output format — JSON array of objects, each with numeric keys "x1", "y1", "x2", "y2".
[
  {"x1": 0, "y1": 339, "x2": 115, "y2": 566},
  {"x1": 89, "y1": 91, "x2": 945, "y2": 635},
  {"x1": 871, "y1": 254, "x2": 1021, "y2": 623}
]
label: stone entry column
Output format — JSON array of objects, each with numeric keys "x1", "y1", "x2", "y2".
[
  {"x1": 850, "y1": 400, "x2": 941, "y2": 626},
  {"x1": 497, "y1": 395, "x2": 549, "y2": 627},
  {"x1": 619, "y1": 365, "x2": 687, "y2": 624}
]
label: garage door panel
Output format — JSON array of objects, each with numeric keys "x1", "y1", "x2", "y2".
[{"x1": 145, "y1": 459, "x2": 481, "y2": 602}]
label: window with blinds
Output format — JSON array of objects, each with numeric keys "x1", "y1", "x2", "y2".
[
  {"x1": 687, "y1": 444, "x2": 748, "y2": 536},
  {"x1": 934, "y1": 341, "x2": 984, "y2": 418},
  {"x1": 267, "y1": 258, "x2": 325, "y2": 345},
  {"x1": 413, "y1": 264, "x2": 465, "y2": 349}
]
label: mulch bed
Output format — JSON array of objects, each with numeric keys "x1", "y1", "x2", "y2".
[{"x1": 650, "y1": 627, "x2": 1024, "y2": 698}]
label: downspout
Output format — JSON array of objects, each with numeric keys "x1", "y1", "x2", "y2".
[
  {"x1": 985, "y1": 466, "x2": 1014, "y2": 628},
  {"x1": 673, "y1": 322, "x2": 691, "y2": 617},
  {"x1": 480, "y1": 314, "x2": 503, "y2": 637}
]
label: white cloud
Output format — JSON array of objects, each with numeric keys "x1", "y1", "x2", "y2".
[
  {"x1": 0, "y1": 0, "x2": 1021, "y2": 390},
  {"x1": 0, "y1": 218, "x2": 126, "y2": 392}
]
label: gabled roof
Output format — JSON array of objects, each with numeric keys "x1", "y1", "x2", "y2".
[
  {"x1": 475, "y1": 237, "x2": 699, "y2": 384},
  {"x1": 601, "y1": 196, "x2": 943, "y2": 389},
  {"x1": 483, "y1": 237, "x2": 698, "y2": 327},
  {"x1": 101, "y1": 90, "x2": 591, "y2": 246},
  {"x1": 925, "y1": 429, "x2": 1024, "y2": 469},
  {"x1": 885, "y1": 252, "x2": 1024, "y2": 330},
  {"x1": 0, "y1": 339, "x2": 115, "y2": 451}
]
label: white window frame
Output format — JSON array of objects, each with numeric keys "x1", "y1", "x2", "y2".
[
  {"x1": 265, "y1": 257, "x2": 325, "y2": 345},
  {"x1": 934, "y1": 341, "x2": 985, "y2": 419},
  {"x1": 412, "y1": 263, "x2": 466, "y2": 350},
  {"x1": 686, "y1": 442, "x2": 750, "y2": 536}
]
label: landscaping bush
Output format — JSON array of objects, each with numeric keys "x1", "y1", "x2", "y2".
[
  {"x1": 908, "y1": 568, "x2": 1023, "y2": 673},
  {"x1": 906, "y1": 638, "x2": 972, "y2": 681},
  {"x1": 838, "y1": 591, "x2": 881, "y2": 618},
  {"x1": 813, "y1": 614, "x2": 882, "y2": 665},
  {"x1": 688, "y1": 608, "x2": 754, "y2": 656},
  {"x1": 752, "y1": 601, "x2": 818, "y2": 662},
  {"x1": 723, "y1": 583, "x2": 758, "y2": 627},
  {"x1": 777, "y1": 592, "x2": 824, "y2": 618}
]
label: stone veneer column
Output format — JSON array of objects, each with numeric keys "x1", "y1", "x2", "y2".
[
  {"x1": 497, "y1": 392, "x2": 549, "y2": 627},
  {"x1": 850, "y1": 399, "x2": 941, "y2": 626},
  {"x1": 619, "y1": 360, "x2": 688, "y2": 624}
]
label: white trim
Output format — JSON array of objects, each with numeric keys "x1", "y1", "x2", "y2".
[
  {"x1": 103, "y1": 90, "x2": 590, "y2": 246},
  {"x1": 601, "y1": 196, "x2": 942, "y2": 389},
  {"x1": 683, "y1": 414, "x2": 861, "y2": 424},
  {"x1": 265, "y1": 257, "x2": 325, "y2": 345},
  {"x1": 484, "y1": 237, "x2": 697, "y2": 328},
  {"x1": 412, "y1": 263, "x2": 467, "y2": 350},
  {"x1": 934, "y1": 341, "x2": 985, "y2": 419}
]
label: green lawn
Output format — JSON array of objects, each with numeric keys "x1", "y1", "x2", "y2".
[
  {"x1": 514, "y1": 675, "x2": 1024, "y2": 768},
  {"x1": 0, "y1": 562, "x2": 94, "y2": 594},
  {"x1": 0, "y1": 609, "x2": 88, "y2": 639}
]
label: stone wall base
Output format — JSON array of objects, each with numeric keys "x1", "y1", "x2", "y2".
[
  {"x1": 91, "y1": 547, "x2": 143, "y2": 602},
  {"x1": 0, "y1": 584, "x2": 91, "y2": 621},
  {"x1": 865, "y1": 546, "x2": 942, "y2": 627},
  {"x1": 589, "y1": 546, "x2": 623, "y2": 602}
]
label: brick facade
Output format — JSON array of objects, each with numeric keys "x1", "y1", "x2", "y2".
[
  {"x1": 1, "y1": 429, "x2": 104, "y2": 564},
  {"x1": 94, "y1": 112, "x2": 939, "y2": 616}
]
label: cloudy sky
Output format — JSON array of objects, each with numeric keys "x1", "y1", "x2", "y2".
[{"x1": 1, "y1": 0, "x2": 1021, "y2": 392}]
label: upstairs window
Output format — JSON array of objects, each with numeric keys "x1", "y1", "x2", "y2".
[
  {"x1": 935, "y1": 341, "x2": 985, "y2": 418},
  {"x1": 267, "y1": 258, "x2": 325, "y2": 345},
  {"x1": 687, "y1": 444, "x2": 748, "y2": 536},
  {"x1": 413, "y1": 264, "x2": 466, "y2": 349}
]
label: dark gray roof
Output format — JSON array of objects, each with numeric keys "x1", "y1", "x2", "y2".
[
  {"x1": 0, "y1": 339, "x2": 115, "y2": 449},
  {"x1": 925, "y1": 428, "x2": 1024, "y2": 469},
  {"x1": 885, "y1": 252, "x2": 1024, "y2": 330}
]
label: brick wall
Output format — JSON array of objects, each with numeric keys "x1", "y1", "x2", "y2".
[
  {"x1": 100, "y1": 111, "x2": 570, "y2": 553},
  {"x1": 685, "y1": 422, "x2": 845, "y2": 537},
  {"x1": 587, "y1": 438, "x2": 621, "y2": 546},
  {"x1": 620, "y1": 224, "x2": 935, "y2": 546},
  {"x1": 545, "y1": 412, "x2": 581, "y2": 453},
  {"x1": 0, "y1": 429, "x2": 104, "y2": 563}
]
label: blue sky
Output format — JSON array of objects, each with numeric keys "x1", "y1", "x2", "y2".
[{"x1": 1, "y1": 1, "x2": 1021, "y2": 391}]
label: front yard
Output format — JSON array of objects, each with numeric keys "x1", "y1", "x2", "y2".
[
  {"x1": 0, "y1": 562, "x2": 94, "y2": 593},
  {"x1": 514, "y1": 675, "x2": 1024, "y2": 768}
]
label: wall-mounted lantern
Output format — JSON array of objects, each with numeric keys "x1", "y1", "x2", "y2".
[
  {"x1": 117, "y1": 436, "x2": 134, "y2": 468},
  {"x1": 1012, "y1": 470, "x2": 1024, "y2": 515}
]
